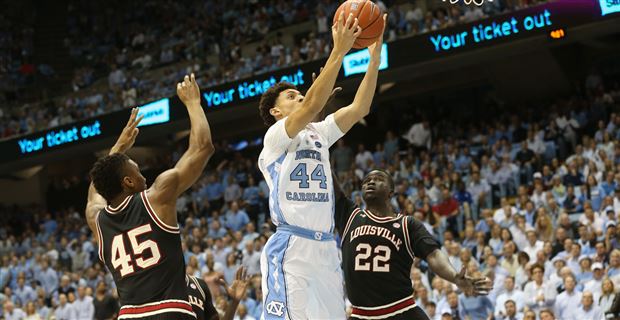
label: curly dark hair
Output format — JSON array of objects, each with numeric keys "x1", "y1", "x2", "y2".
[
  {"x1": 258, "y1": 82, "x2": 297, "y2": 126},
  {"x1": 89, "y1": 153, "x2": 130, "y2": 202}
]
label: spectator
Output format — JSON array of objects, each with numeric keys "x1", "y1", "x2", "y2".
[
  {"x1": 574, "y1": 291, "x2": 602, "y2": 320},
  {"x1": 599, "y1": 278, "x2": 616, "y2": 314},
  {"x1": 554, "y1": 274, "x2": 582, "y2": 320},
  {"x1": 224, "y1": 176, "x2": 242, "y2": 203},
  {"x1": 3, "y1": 300, "x2": 26, "y2": 320},
  {"x1": 403, "y1": 120, "x2": 431, "y2": 151},
  {"x1": 73, "y1": 284, "x2": 94, "y2": 319},
  {"x1": 23, "y1": 301, "x2": 41, "y2": 320},
  {"x1": 494, "y1": 276, "x2": 525, "y2": 318},
  {"x1": 225, "y1": 201, "x2": 250, "y2": 232},
  {"x1": 93, "y1": 281, "x2": 118, "y2": 320},
  {"x1": 54, "y1": 293, "x2": 76, "y2": 320},
  {"x1": 354, "y1": 144, "x2": 373, "y2": 172},
  {"x1": 499, "y1": 299, "x2": 522, "y2": 320}
]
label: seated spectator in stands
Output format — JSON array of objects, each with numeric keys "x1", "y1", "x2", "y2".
[
  {"x1": 15, "y1": 275, "x2": 36, "y2": 306},
  {"x1": 515, "y1": 141, "x2": 536, "y2": 185},
  {"x1": 459, "y1": 275, "x2": 494, "y2": 319},
  {"x1": 434, "y1": 187, "x2": 462, "y2": 238},
  {"x1": 494, "y1": 276, "x2": 525, "y2": 318},
  {"x1": 225, "y1": 201, "x2": 250, "y2": 232},
  {"x1": 439, "y1": 291, "x2": 465, "y2": 320},
  {"x1": 93, "y1": 281, "x2": 118, "y2": 320},
  {"x1": 524, "y1": 264, "x2": 557, "y2": 314},
  {"x1": 554, "y1": 274, "x2": 582, "y2": 320},
  {"x1": 72, "y1": 284, "x2": 94, "y2": 319},
  {"x1": 467, "y1": 170, "x2": 491, "y2": 219},
  {"x1": 3, "y1": 300, "x2": 26, "y2": 320},
  {"x1": 608, "y1": 249, "x2": 620, "y2": 278},
  {"x1": 522, "y1": 229, "x2": 543, "y2": 261},
  {"x1": 54, "y1": 293, "x2": 76, "y2": 320},
  {"x1": 599, "y1": 278, "x2": 616, "y2": 314},
  {"x1": 575, "y1": 291, "x2": 602, "y2": 320},
  {"x1": 403, "y1": 119, "x2": 431, "y2": 152},
  {"x1": 499, "y1": 299, "x2": 522, "y2": 320},
  {"x1": 500, "y1": 241, "x2": 519, "y2": 277},
  {"x1": 355, "y1": 144, "x2": 373, "y2": 173}
]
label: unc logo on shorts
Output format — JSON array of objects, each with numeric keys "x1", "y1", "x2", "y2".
[
  {"x1": 314, "y1": 231, "x2": 323, "y2": 240},
  {"x1": 266, "y1": 301, "x2": 285, "y2": 317}
]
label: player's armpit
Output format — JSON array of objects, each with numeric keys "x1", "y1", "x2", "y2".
[
  {"x1": 146, "y1": 169, "x2": 185, "y2": 226},
  {"x1": 85, "y1": 183, "x2": 107, "y2": 242},
  {"x1": 261, "y1": 118, "x2": 293, "y2": 165},
  {"x1": 406, "y1": 217, "x2": 441, "y2": 259}
]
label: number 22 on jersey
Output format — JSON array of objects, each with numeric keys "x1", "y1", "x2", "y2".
[
  {"x1": 354, "y1": 243, "x2": 391, "y2": 272},
  {"x1": 111, "y1": 224, "x2": 162, "y2": 277}
]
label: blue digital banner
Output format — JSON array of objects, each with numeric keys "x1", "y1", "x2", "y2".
[
  {"x1": 202, "y1": 69, "x2": 308, "y2": 108},
  {"x1": 342, "y1": 43, "x2": 389, "y2": 77},
  {"x1": 429, "y1": 9, "x2": 553, "y2": 52},
  {"x1": 17, "y1": 120, "x2": 103, "y2": 155},
  {"x1": 600, "y1": 0, "x2": 620, "y2": 15},
  {"x1": 137, "y1": 98, "x2": 170, "y2": 127}
]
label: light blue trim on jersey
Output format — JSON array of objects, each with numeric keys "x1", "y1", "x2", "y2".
[
  {"x1": 263, "y1": 232, "x2": 291, "y2": 319},
  {"x1": 267, "y1": 153, "x2": 287, "y2": 226},
  {"x1": 277, "y1": 224, "x2": 334, "y2": 241},
  {"x1": 330, "y1": 187, "x2": 335, "y2": 234}
]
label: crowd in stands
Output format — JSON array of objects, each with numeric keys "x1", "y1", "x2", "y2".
[
  {"x1": 1, "y1": 71, "x2": 620, "y2": 319},
  {"x1": 0, "y1": 0, "x2": 540, "y2": 141}
]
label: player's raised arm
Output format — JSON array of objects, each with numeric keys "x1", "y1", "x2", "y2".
[
  {"x1": 284, "y1": 12, "x2": 360, "y2": 138},
  {"x1": 333, "y1": 14, "x2": 386, "y2": 134},
  {"x1": 148, "y1": 73, "x2": 215, "y2": 224},
  {"x1": 85, "y1": 108, "x2": 143, "y2": 240}
]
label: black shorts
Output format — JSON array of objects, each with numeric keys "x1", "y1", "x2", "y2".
[{"x1": 351, "y1": 306, "x2": 430, "y2": 320}]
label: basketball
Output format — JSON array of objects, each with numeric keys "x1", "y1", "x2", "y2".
[{"x1": 333, "y1": 0, "x2": 385, "y2": 49}]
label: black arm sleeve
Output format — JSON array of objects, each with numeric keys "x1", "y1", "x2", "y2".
[
  {"x1": 335, "y1": 193, "x2": 357, "y2": 234},
  {"x1": 197, "y1": 278, "x2": 219, "y2": 320},
  {"x1": 406, "y1": 216, "x2": 441, "y2": 259},
  {"x1": 333, "y1": 172, "x2": 357, "y2": 234}
]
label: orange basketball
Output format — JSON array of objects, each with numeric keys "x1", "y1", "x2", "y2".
[{"x1": 333, "y1": 0, "x2": 384, "y2": 49}]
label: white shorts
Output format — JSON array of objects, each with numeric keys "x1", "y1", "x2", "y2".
[{"x1": 260, "y1": 231, "x2": 346, "y2": 320}]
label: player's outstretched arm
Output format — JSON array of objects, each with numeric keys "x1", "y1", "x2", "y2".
[
  {"x1": 333, "y1": 14, "x2": 386, "y2": 134},
  {"x1": 86, "y1": 108, "x2": 143, "y2": 241},
  {"x1": 284, "y1": 11, "x2": 360, "y2": 138},
  {"x1": 149, "y1": 74, "x2": 214, "y2": 223},
  {"x1": 426, "y1": 249, "x2": 493, "y2": 296}
]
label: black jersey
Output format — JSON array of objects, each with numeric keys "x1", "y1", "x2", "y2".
[
  {"x1": 335, "y1": 196, "x2": 440, "y2": 319},
  {"x1": 186, "y1": 275, "x2": 218, "y2": 320},
  {"x1": 96, "y1": 191, "x2": 195, "y2": 319}
]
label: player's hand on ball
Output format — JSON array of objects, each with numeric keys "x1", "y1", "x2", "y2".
[
  {"x1": 332, "y1": 12, "x2": 362, "y2": 54},
  {"x1": 368, "y1": 14, "x2": 387, "y2": 65},
  {"x1": 312, "y1": 67, "x2": 342, "y2": 105},
  {"x1": 177, "y1": 73, "x2": 201, "y2": 107},
  {"x1": 219, "y1": 266, "x2": 250, "y2": 302},
  {"x1": 454, "y1": 267, "x2": 493, "y2": 296},
  {"x1": 113, "y1": 107, "x2": 143, "y2": 153}
]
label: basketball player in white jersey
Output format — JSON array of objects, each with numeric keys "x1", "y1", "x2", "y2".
[{"x1": 257, "y1": 12, "x2": 387, "y2": 319}]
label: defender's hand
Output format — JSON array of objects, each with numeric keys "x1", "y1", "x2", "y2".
[
  {"x1": 312, "y1": 67, "x2": 342, "y2": 105},
  {"x1": 218, "y1": 266, "x2": 250, "y2": 302},
  {"x1": 332, "y1": 12, "x2": 362, "y2": 54},
  {"x1": 111, "y1": 107, "x2": 143, "y2": 154},
  {"x1": 177, "y1": 73, "x2": 201, "y2": 107},
  {"x1": 454, "y1": 267, "x2": 493, "y2": 296}
]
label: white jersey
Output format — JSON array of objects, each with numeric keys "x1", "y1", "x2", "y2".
[{"x1": 258, "y1": 114, "x2": 344, "y2": 233}]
